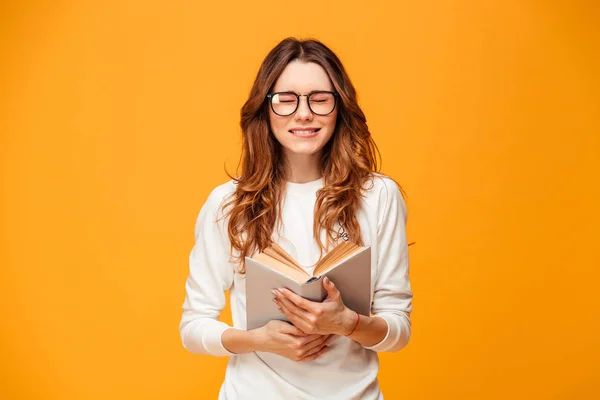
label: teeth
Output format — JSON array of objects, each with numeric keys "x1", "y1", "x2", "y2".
[{"x1": 291, "y1": 130, "x2": 316, "y2": 134}]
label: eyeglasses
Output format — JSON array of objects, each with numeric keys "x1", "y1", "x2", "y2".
[{"x1": 266, "y1": 91, "x2": 339, "y2": 116}]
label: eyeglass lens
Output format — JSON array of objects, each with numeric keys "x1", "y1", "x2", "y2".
[{"x1": 270, "y1": 92, "x2": 335, "y2": 116}]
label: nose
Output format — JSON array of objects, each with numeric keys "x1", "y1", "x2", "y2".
[{"x1": 294, "y1": 95, "x2": 313, "y2": 121}]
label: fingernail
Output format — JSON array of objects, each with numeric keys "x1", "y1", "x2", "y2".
[{"x1": 324, "y1": 277, "x2": 329, "y2": 283}]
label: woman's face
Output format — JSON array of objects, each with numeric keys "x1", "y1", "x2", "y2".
[{"x1": 268, "y1": 60, "x2": 338, "y2": 159}]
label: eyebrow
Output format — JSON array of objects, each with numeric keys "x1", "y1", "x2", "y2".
[{"x1": 271, "y1": 89, "x2": 334, "y2": 94}]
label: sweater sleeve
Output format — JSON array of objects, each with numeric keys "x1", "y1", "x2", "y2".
[
  {"x1": 179, "y1": 186, "x2": 236, "y2": 357},
  {"x1": 363, "y1": 177, "x2": 413, "y2": 353}
]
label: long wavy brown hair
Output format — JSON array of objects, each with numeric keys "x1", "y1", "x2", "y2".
[{"x1": 222, "y1": 37, "x2": 389, "y2": 272}]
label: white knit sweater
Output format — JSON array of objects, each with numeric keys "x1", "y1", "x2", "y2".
[{"x1": 180, "y1": 174, "x2": 413, "y2": 399}]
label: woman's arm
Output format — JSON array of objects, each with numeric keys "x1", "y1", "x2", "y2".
[
  {"x1": 274, "y1": 281, "x2": 390, "y2": 348},
  {"x1": 362, "y1": 177, "x2": 413, "y2": 352},
  {"x1": 221, "y1": 327, "x2": 279, "y2": 354},
  {"x1": 179, "y1": 187, "x2": 236, "y2": 357},
  {"x1": 221, "y1": 328, "x2": 260, "y2": 354},
  {"x1": 274, "y1": 177, "x2": 413, "y2": 352},
  {"x1": 337, "y1": 307, "x2": 390, "y2": 348},
  {"x1": 180, "y1": 185, "x2": 331, "y2": 361},
  {"x1": 222, "y1": 322, "x2": 332, "y2": 361}
]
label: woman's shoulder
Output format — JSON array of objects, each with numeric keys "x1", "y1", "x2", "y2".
[
  {"x1": 361, "y1": 172, "x2": 408, "y2": 222},
  {"x1": 363, "y1": 172, "x2": 404, "y2": 202},
  {"x1": 200, "y1": 179, "x2": 238, "y2": 216}
]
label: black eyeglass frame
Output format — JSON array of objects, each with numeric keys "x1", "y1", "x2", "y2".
[{"x1": 266, "y1": 91, "x2": 339, "y2": 116}]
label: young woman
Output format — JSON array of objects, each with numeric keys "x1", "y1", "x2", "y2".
[{"x1": 180, "y1": 37, "x2": 413, "y2": 399}]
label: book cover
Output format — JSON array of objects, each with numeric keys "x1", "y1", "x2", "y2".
[{"x1": 245, "y1": 246, "x2": 371, "y2": 330}]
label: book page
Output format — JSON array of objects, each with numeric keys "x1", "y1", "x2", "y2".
[
  {"x1": 313, "y1": 242, "x2": 364, "y2": 276},
  {"x1": 252, "y1": 253, "x2": 311, "y2": 283},
  {"x1": 264, "y1": 242, "x2": 304, "y2": 271},
  {"x1": 312, "y1": 241, "x2": 347, "y2": 272},
  {"x1": 330, "y1": 243, "x2": 362, "y2": 266},
  {"x1": 255, "y1": 241, "x2": 363, "y2": 281}
]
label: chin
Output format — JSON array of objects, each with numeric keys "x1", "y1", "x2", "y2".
[
  {"x1": 285, "y1": 150, "x2": 323, "y2": 157},
  {"x1": 283, "y1": 144, "x2": 325, "y2": 156},
  {"x1": 279, "y1": 136, "x2": 333, "y2": 157}
]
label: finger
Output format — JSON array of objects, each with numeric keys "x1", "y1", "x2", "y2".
[
  {"x1": 276, "y1": 288, "x2": 320, "y2": 314},
  {"x1": 299, "y1": 334, "x2": 324, "y2": 344},
  {"x1": 277, "y1": 320, "x2": 308, "y2": 336},
  {"x1": 277, "y1": 295, "x2": 313, "y2": 322},
  {"x1": 302, "y1": 334, "x2": 329, "y2": 353},
  {"x1": 323, "y1": 334, "x2": 336, "y2": 346},
  {"x1": 300, "y1": 341, "x2": 326, "y2": 358},
  {"x1": 286, "y1": 335, "x2": 319, "y2": 349},
  {"x1": 275, "y1": 294, "x2": 313, "y2": 325},
  {"x1": 300, "y1": 345, "x2": 328, "y2": 362},
  {"x1": 298, "y1": 333, "x2": 327, "y2": 349},
  {"x1": 305, "y1": 333, "x2": 329, "y2": 346},
  {"x1": 323, "y1": 277, "x2": 340, "y2": 298},
  {"x1": 292, "y1": 331, "x2": 325, "y2": 345},
  {"x1": 289, "y1": 333, "x2": 324, "y2": 351},
  {"x1": 278, "y1": 300, "x2": 314, "y2": 334}
]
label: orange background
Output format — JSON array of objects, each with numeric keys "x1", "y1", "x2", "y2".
[{"x1": 1, "y1": 1, "x2": 599, "y2": 399}]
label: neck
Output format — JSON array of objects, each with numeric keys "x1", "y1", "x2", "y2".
[{"x1": 283, "y1": 151, "x2": 323, "y2": 183}]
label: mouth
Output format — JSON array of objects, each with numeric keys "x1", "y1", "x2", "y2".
[{"x1": 288, "y1": 128, "x2": 321, "y2": 137}]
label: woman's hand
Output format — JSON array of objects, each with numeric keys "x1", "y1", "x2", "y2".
[
  {"x1": 273, "y1": 277, "x2": 358, "y2": 336},
  {"x1": 253, "y1": 320, "x2": 332, "y2": 362}
]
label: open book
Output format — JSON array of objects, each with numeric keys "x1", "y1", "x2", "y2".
[{"x1": 245, "y1": 241, "x2": 371, "y2": 330}]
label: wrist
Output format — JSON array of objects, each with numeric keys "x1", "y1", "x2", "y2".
[
  {"x1": 338, "y1": 307, "x2": 359, "y2": 336},
  {"x1": 222, "y1": 328, "x2": 263, "y2": 354},
  {"x1": 248, "y1": 327, "x2": 265, "y2": 352}
]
